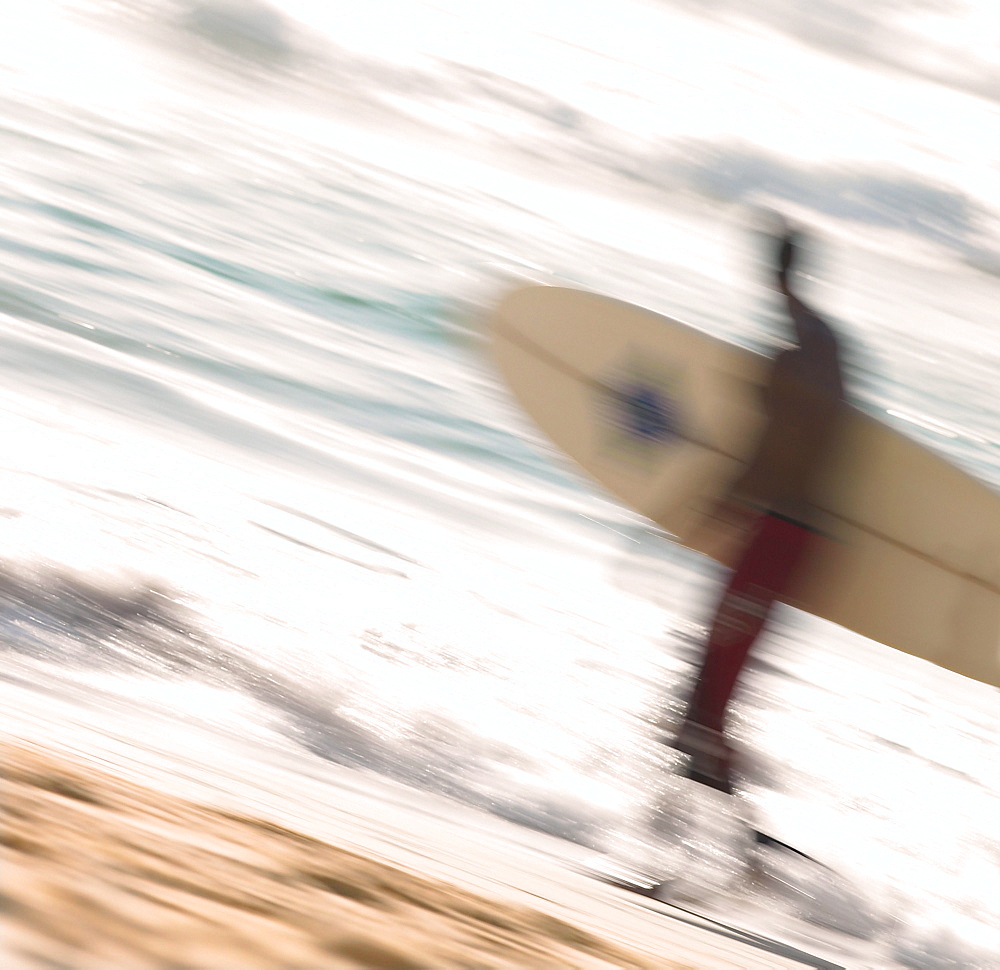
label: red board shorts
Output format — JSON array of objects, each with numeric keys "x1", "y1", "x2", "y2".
[{"x1": 688, "y1": 511, "x2": 817, "y2": 732}]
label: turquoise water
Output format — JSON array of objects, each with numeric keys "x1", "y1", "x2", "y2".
[{"x1": 2, "y1": 1, "x2": 999, "y2": 966}]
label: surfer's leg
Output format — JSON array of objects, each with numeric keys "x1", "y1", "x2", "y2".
[{"x1": 675, "y1": 514, "x2": 813, "y2": 788}]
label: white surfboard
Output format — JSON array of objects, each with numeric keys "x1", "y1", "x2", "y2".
[{"x1": 489, "y1": 285, "x2": 1000, "y2": 688}]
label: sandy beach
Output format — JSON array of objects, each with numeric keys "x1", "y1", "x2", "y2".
[
  {"x1": 2, "y1": 742, "x2": 671, "y2": 970},
  {"x1": 0, "y1": 739, "x2": 836, "y2": 970}
]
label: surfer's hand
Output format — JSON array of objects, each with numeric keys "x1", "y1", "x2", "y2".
[
  {"x1": 688, "y1": 499, "x2": 759, "y2": 568},
  {"x1": 774, "y1": 224, "x2": 803, "y2": 289},
  {"x1": 709, "y1": 497, "x2": 759, "y2": 529}
]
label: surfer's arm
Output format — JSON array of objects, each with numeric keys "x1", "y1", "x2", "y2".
[
  {"x1": 685, "y1": 361, "x2": 798, "y2": 561},
  {"x1": 685, "y1": 419, "x2": 787, "y2": 562},
  {"x1": 720, "y1": 356, "x2": 798, "y2": 508},
  {"x1": 684, "y1": 440, "x2": 790, "y2": 567},
  {"x1": 774, "y1": 227, "x2": 830, "y2": 337}
]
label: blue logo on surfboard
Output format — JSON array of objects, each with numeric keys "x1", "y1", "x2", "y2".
[
  {"x1": 614, "y1": 382, "x2": 678, "y2": 442},
  {"x1": 599, "y1": 356, "x2": 682, "y2": 458}
]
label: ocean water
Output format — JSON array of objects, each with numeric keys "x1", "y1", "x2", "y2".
[{"x1": 1, "y1": 0, "x2": 999, "y2": 966}]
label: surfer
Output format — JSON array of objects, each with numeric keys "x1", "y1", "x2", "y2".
[{"x1": 671, "y1": 223, "x2": 845, "y2": 793}]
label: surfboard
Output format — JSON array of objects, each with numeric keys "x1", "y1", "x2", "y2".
[{"x1": 489, "y1": 285, "x2": 1000, "y2": 688}]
